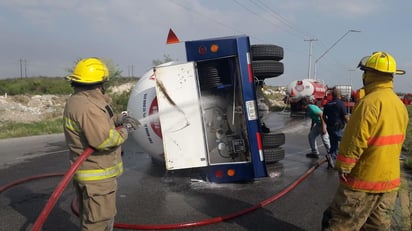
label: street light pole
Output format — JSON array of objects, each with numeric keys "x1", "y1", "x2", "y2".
[
  {"x1": 347, "y1": 69, "x2": 356, "y2": 86},
  {"x1": 305, "y1": 38, "x2": 318, "y2": 79},
  {"x1": 313, "y1": 29, "x2": 360, "y2": 80}
]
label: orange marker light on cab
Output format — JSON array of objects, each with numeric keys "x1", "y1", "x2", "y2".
[{"x1": 210, "y1": 44, "x2": 219, "y2": 53}]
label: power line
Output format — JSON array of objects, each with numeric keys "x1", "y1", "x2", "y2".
[
  {"x1": 169, "y1": 0, "x2": 352, "y2": 79},
  {"x1": 232, "y1": 0, "x2": 304, "y2": 40},
  {"x1": 169, "y1": 0, "x2": 245, "y2": 35},
  {"x1": 313, "y1": 30, "x2": 361, "y2": 79},
  {"x1": 251, "y1": 0, "x2": 314, "y2": 40}
]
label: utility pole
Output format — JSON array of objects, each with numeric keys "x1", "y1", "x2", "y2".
[
  {"x1": 19, "y1": 58, "x2": 28, "y2": 78},
  {"x1": 304, "y1": 38, "x2": 317, "y2": 79},
  {"x1": 24, "y1": 59, "x2": 27, "y2": 78},
  {"x1": 19, "y1": 58, "x2": 23, "y2": 79},
  {"x1": 127, "y1": 65, "x2": 135, "y2": 77}
]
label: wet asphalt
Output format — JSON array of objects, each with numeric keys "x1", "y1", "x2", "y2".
[{"x1": 2, "y1": 111, "x2": 408, "y2": 231}]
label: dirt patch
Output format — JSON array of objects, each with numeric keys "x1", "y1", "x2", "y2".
[
  {"x1": 0, "y1": 83, "x2": 136, "y2": 125},
  {"x1": 0, "y1": 94, "x2": 69, "y2": 124}
]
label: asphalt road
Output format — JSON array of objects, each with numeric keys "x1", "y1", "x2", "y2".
[{"x1": 0, "y1": 112, "x2": 409, "y2": 231}]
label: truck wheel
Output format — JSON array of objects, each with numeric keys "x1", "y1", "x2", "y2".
[
  {"x1": 262, "y1": 132, "x2": 285, "y2": 148},
  {"x1": 252, "y1": 60, "x2": 284, "y2": 79},
  {"x1": 251, "y1": 44, "x2": 284, "y2": 61},
  {"x1": 263, "y1": 147, "x2": 285, "y2": 163}
]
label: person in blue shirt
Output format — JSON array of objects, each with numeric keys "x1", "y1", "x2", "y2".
[
  {"x1": 302, "y1": 97, "x2": 330, "y2": 158},
  {"x1": 322, "y1": 88, "x2": 350, "y2": 168}
]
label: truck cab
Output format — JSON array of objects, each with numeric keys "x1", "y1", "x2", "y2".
[{"x1": 127, "y1": 35, "x2": 285, "y2": 183}]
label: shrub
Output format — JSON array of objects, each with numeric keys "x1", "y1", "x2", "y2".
[
  {"x1": 110, "y1": 90, "x2": 131, "y2": 113},
  {"x1": 0, "y1": 77, "x2": 72, "y2": 95}
]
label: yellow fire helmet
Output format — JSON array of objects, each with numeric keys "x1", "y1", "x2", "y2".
[
  {"x1": 357, "y1": 51, "x2": 405, "y2": 75},
  {"x1": 66, "y1": 57, "x2": 109, "y2": 84}
]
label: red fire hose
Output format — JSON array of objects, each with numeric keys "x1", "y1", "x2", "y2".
[
  {"x1": 0, "y1": 173, "x2": 64, "y2": 193},
  {"x1": 0, "y1": 147, "x2": 326, "y2": 230},
  {"x1": 79, "y1": 158, "x2": 326, "y2": 230},
  {"x1": 31, "y1": 147, "x2": 95, "y2": 231}
]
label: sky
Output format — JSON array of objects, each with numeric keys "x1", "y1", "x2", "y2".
[{"x1": 1, "y1": 0, "x2": 411, "y2": 92}]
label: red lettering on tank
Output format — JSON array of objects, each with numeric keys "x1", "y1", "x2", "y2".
[{"x1": 149, "y1": 96, "x2": 162, "y2": 138}]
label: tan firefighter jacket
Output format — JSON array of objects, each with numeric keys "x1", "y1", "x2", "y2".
[
  {"x1": 63, "y1": 88, "x2": 127, "y2": 182},
  {"x1": 336, "y1": 74, "x2": 408, "y2": 193}
]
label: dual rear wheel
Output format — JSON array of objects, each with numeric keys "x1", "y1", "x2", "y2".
[
  {"x1": 251, "y1": 44, "x2": 284, "y2": 80},
  {"x1": 252, "y1": 44, "x2": 286, "y2": 163}
]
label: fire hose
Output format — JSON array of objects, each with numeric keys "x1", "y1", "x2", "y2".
[
  {"x1": 0, "y1": 148, "x2": 326, "y2": 230},
  {"x1": 32, "y1": 147, "x2": 94, "y2": 231}
]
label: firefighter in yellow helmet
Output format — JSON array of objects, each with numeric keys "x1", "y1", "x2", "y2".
[
  {"x1": 63, "y1": 57, "x2": 140, "y2": 230},
  {"x1": 322, "y1": 52, "x2": 408, "y2": 230}
]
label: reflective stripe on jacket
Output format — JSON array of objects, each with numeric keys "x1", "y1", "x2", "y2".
[
  {"x1": 336, "y1": 76, "x2": 408, "y2": 193},
  {"x1": 63, "y1": 88, "x2": 127, "y2": 182},
  {"x1": 74, "y1": 162, "x2": 124, "y2": 181}
]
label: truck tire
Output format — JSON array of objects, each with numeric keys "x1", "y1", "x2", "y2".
[
  {"x1": 264, "y1": 147, "x2": 285, "y2": 163},
  {"x1": 262, "y1": 132, "x2": 285, "y2": 148},
  {"x1": 252, "y1": 60, "x2": 284, "y2": 79},
  {"x1": 251, "y1": 44, "x2": 284, "y2": 61}
]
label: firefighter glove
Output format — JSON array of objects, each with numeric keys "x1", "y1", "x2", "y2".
[
  {"x1": 115, "y1": 111, "x2": 129, "y2": 127},
  {"x1": 122, "y1": 116, "x2": 141, "y2": 131}
]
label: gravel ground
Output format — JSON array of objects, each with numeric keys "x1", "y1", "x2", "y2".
[
  {"x1": 0, "y1": 94, "x2": 68, "y2": 124},
  {"x1": 0, "y1": 82, "x2": 136, "y2": 125}
]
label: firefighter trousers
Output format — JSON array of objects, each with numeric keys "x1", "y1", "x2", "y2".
[
  {"x1": 74, "y1": 178, "x2": 118, "y2": 231},
  {"x1": 322, "y1": 184, "x2": 398, "y2": 231}
]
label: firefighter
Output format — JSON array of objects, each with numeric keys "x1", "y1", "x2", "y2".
[
  {"x1": 322, "y1": 52, "x2": 408, "y2": 230},
  {"x1": 63, "y1": 57, "x2": 140, "y2": 231}
]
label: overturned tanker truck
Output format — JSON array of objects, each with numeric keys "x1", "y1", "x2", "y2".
[{"x1": 127, "y1": 35, "x2": 286, "y2": 183}]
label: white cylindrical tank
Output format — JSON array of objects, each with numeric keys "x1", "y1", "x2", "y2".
[
  {"x1": 286, "y1": 79, "x2": 326, "y2": 101},
  {"x1": 127, "y1": 62, "x2": 176, "y2": 161}
]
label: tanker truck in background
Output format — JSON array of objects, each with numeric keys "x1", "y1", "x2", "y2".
[
  {"x1": 401, "y1": 93, "x2": 412, "y2": 105},
  {"x1": 324, "y1": 85, "x2": 358, "y2": 113},
  {"x1": 285, "y1": 79, "x2": 358, "y2": 116},
  {"x1": 285, "y1": 79, "x2": 327, "y2": 116},
  {"x1": 127, "y1": 34, "x2": 286, "y2": 183}
]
